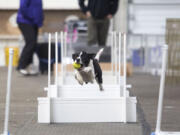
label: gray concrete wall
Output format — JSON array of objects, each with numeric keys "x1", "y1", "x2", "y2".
[{"x1": 113, "y1": 0, "x2": 128, "y2": 33}]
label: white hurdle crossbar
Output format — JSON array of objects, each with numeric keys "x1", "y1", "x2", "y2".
[
  {"x1": 1, "y1": 48, "x2": 14, "y2": 135},
  {"x1": 151, "y1": 45, "x2": 180, "y2": 135}
]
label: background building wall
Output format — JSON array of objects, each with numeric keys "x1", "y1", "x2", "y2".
[
  {"x1": 0, "y1": 10, "x2": 20, "y2": 35},
  {"x1": 128, "y1": 0, "x2": 180, "y2": 50},
  {"x1": 128, "y1": 0, "x2": 180, "y2": 35},
  {"x1": 0, "y1": 0, "x2": 79, "y2": 10},
  {"x1": 0, "y1": 10, "x2": 83, "y2": 36},
  {"x1": 114, "y1": 0, "x2": 128, "y2": 33}
]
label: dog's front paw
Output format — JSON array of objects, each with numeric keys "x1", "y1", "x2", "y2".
[
  {"x1": 90, "y1": 80, "x2": 94, "y2": 84},
  {"x1": 78, "y1": 79, "x2": 84, "y2": 85},
  {"x1": 75, "y1": 75, "x2": 77, "y2": 80},
  {"x1": 75, "y1": 73, "x2": 84, "y2": 85}
]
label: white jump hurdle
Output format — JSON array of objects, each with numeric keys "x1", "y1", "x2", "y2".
[
  {"x1": 1, "y1": 48, "x2": 14, "y2": 135},
  {"x1": 151, "y1": 45, "x2": 180, "y2": 135},
  {"x1": 38, "y1": 31, "x2": 137, "y2": 123}
]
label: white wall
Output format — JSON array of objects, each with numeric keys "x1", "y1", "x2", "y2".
[
  {"x1": 128, "y1": 0, "x2": 180, "y2": 50},
  {"x1": 129, "y1": 0, "x2": 180, "y2": 35},
  {"x1": 43, "y1": 0, "x2": 79, "y2": 10},
  {"x1": 132, "y1": 0, "x2": 180, "y2": 4},
  {"x1": 0, "y1": 0, "x2": 79, "y2": 10}
]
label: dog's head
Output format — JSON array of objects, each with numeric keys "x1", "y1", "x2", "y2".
[{"x1": 72, "y1": 51, "x2": 95, "y2": 67}]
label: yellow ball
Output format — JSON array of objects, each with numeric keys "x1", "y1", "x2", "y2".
[{"x1": 73, "y1": 62, "x2": 81, "y2": 69}]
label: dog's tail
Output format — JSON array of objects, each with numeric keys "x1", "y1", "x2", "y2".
[{"x1": 95, "y1": 48, "x2": 104, "y2": 61}]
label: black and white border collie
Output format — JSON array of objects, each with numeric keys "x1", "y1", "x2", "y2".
[{"x1": 72, "y1": 48, "x2": 104, "y2": 91}]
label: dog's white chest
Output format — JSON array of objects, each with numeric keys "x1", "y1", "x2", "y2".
[
  {"x1": 79, "y1": 70, "x2": 93, "y2": 82},
  {"x1": 78, "y1": 60, "x2": 95, "y2": 83}
]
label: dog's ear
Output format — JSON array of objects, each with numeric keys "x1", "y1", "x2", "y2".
[
  {"x1": 88, "y1": 53, "x2": 96, "y2": 59},
  {"x1": 72, "y1": 53, "x2": 79, "y2": 61}
]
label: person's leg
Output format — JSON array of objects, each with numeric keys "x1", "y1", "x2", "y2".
[
  {"x1": 27, "y1": 26, "x2": 38, "y2": 65},
  {"x1": 17, "y1": 23, "x2": 38, "y2": 70},
  {"x1": 97, "y1": 18, "x2": 110, "y2": 46},
  {"x1": 87, "y1": 17, "x2": 98, "y2": 45}
]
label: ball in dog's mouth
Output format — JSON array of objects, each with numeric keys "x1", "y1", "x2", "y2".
[{"x1": 73, "y1": 62, "x2": 81, "y2": 69}]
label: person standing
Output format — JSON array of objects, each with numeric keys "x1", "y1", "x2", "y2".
[
  {"x1": 79, "y1": 0, "x2": 119, "y2": 46},
  {"x1": 16, "y1": 0, "x2": 44, "y2": 75}
]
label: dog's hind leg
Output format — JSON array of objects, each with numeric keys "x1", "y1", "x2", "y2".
[
  {"x1": 95, "y1": 77, "x2": 104, "y2": 91},
  {"x1": 99, "y1": 83, "x2": 104, "y2": 91}
]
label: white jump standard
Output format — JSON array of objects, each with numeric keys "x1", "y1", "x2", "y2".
[
  {"x1": 38, "y1": 32, "x2": 137, "y2": 123},
  {"x1": 151, "y1": 45, "x2": 180, "y2": 135},
  {"x1": 1, "y1": 49, "x2": 14, "y2": 135}
]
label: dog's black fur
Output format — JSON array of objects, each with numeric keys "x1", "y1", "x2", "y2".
[{"x1": 72, "y1": 49, "x2": 104, "y2": 90}]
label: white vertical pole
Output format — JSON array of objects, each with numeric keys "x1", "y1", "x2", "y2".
[
  {"x1": 47, "y1": 34, "x2": 52, "y2": 123},
  {"x1": 111, "y1": 32, "x2": 114, "y2": 74},
  {"x1": 123, "y1": 33, "x2": 127, "y2": 123},
  {"x1": 118, "y1": 32, "x2": 122, "y2": 86},
  {"x1": 114, "y1": 31, "x2": 118, "y2": 83},
  {"x1": 60, "y1": 31, "x2": 64, "y2": 85},
  {"x1": 55, "y1": 32, "x2": 58, "y2": 86},
  {"x1": 48, "y1": 33, "x2": 51, "y2": 97},
  {"x1": 64, "y1": 32, "x2": 67, "y2": 78},
  {"x1": 64, "y1": 32, "x2": 67, "y2": 59},
  {"x1": 155, "y1": 45, "x2": 168, "y2": 134},
  {"x1": 2, "y1": 48, "x2": 14, "y2": 135}
]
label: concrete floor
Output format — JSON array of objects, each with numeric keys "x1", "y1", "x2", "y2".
[
  {"x1": 0, "y1": 67, "x2": 47, "y2": 134},
  {"x1": 0, "y1": 67, "x2": 180, "y2": 135},
  {"x1": 128, "y1": 73, "x2": 180, "y2": 134}
]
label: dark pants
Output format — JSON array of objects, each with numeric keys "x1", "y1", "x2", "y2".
[
  {"x1": 88, "y1": 17, "x2": 110, "y2": 46},
  {"x1": 17, "y1": 23, "x2": 38, "y2": 69}
]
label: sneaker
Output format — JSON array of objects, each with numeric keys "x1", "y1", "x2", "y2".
[
  {"x1": 28, "y1": 69, "x2": 39, "y2": 76},
  {"x1": 27, "y1": 64, "x2": 39, "y2": 76},
  {"x1": 19, "y1": 69, "x2": 29, "y2": 76}
]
